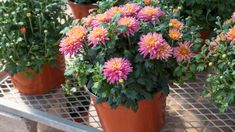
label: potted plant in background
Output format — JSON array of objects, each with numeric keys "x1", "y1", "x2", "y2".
[
  {"x1": 68, "y1": 0, "x2": 99, "y2": 19},
  {"x1": 60, "y1": 1, "x2": 201, "y2": 131},
  {"x1": 165, "y1": 0, "x2": 235, "y2": 41},
  {"x1": 197, "y1": 13, "x2": 235, "y2": 112},
  {"x1": 0, "y1": 0, "x2": 71, "y2": 95}
]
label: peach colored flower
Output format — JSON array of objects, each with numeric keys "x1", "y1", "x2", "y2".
[
  {"x1": 83, "y1": 15, "x2": 95, "y2": 27},
  {"x1": 215, "y1": 33, "x2": 226, "y2": 43},
  {"x1": 169, "y1": 19, "x2": 183, "y2": 30},
  {"x1": 66, "y1": 25, "x2": 87, "y2": 38},
  {"x1": 156, "y1": 43, "x2": 172, "y2": 60},
  {"x1": 226, "y1": 27, "x2": 235, "y2": 44},
  {"x1": 88, "y1": 27, "x2": 110, "y2": 47},
  {"x1": 60, "y1": 26, "x2": 86, "y2": 56},
  {"x1": 59, "y1": 36, "x2": 83, "y2": 56},
  {"x1": 138, "y1": 32, "x2": 166, "y2": 59},
  {"x1": 117, "y1": 17, "x2": 140, "y2": 36},
  {"x1": 168, "y1": 29, "x2": 182, "y2": 40},
  {"x1": 96, "y1": 13, "x2": 110, "y2": 23},
  {"x1": 106, "y1": 7, "x2": 123, "y2": 19},
  {"x1": 103, "y1": 58, "x2": 133, "y2": 84},
  {"x1": 137, "y1": 6, "x2": 165, "y2": 23},
  {"x1": 224, "y1": 18, "x2": 233, "y2": 24},
  {"x1": 144, "y1": 0, "x2": 151, "y2": 5},
  {"x1": 173, "y1": 41, "x2": 194, "y2": 62},
  {"x1": 121, "y1": 3, "x2": 141, "y2": 17}
]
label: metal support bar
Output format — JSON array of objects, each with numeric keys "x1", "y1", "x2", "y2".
[{"x1": 0, "y1": 99, "x2": 101, "y2": 132}]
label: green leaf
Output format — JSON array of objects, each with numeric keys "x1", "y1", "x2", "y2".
[
  {"x1": 197, "y1": 63, "x2": 206, "y2": 72},
  {"x1": 117, "y1": 25, "x2": 127, "y2": 33},
  {"x1": 111, "y1": 13, "x2": 121, "y2": 23}
]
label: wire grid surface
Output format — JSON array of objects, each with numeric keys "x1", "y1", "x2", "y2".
[
  {"x1": 0, "y1": 73, "x2": 234, "y2": 132},
  {"x1": 0, "y1": 77, "x2": 102, "y2": 131}
]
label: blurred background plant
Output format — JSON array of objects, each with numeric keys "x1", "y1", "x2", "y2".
[
  {"x1": 196, "y1": 14, "x2": 235, "y2": 112},
  {"x1": 0, "y1": 0, "x2": 72, "y2": 75},
  {"x1": 162, "y1": 0, "x2": 235, "y2": 36}
]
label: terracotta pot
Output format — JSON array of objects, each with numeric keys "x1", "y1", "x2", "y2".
[
  {"x1": 199, "y1": 30, "x2": 211, "y2": 43},
  {"x1": 68, "y1": 0, "x2": 98, "y2": 19},
  {"x1": 197, "y1": 30, "x2": 211, "y2": 52},
  {"x1": 11, "y1": 54, "x2": 65, "y2": 95},
  {"x1": 92, "y1": 92, "x2": 166, "y2": 132}
]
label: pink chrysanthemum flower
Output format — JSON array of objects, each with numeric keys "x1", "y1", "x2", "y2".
[
  {"x1": 106, "y1": 7, "x2": 123, "y2": 19},
  {"x1": 156, "y1": 43, "x2": 172, "y2": 60},
  {"x1": 138, "y1": 32, "x2": 166, "y2": 59},
  {"x1": 209, "y1": 41, "x2": 218, "y2": 53},
  {"x1": 121, "y1": 3, "x2": 142, "y2": 17},
  {"x1": 117, "y1": 17, "x2": 140, "y2": 36},
  {"x1": 137, "y1": 6, "x2": 165, "y2": 23},
  {"x1": 60, "y1": 26, "x2": 86, "y2": 56},
  {"x1": 66, "y1": 25, "x2": 87, "y2": 37},
  {"x1": 90, "y1": 19, "x2": 102, "y2": 28},
  {"x1": 226, "y1": 27, "x2": 235, "y2": 44},
  {"x1": 103, "y1": 58, "x2": 133, "y2": 84},
  {"x1": 83, "y1": 15, "x2": 95, "y2": 27},
  {"x1": 88, "y1": 27, "x2": 110, "y2": 47},
  {"x1": 96, "y1": 13, "x2": 110, "y2": 23},
  {"x1": 173, "y1": 41, "x2": 194, "y2": 62},
  {"x1": 60, "y1": 37, "x2": 84, "y2": 56}
]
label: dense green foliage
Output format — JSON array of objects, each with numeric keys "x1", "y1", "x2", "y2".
[
  {"x1": 0, "y1": 0, "x2": 71, "y2": 75},
  {"x1": 197, "y1": 16, "x2": 235, "y2": 112},
  {"x1": 164, "y1": 0, "x2": 235, "y2": 31}
]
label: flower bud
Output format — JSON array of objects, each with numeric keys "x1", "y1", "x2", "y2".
[
  {"x1": 144, "y1": 0, "x2": 151, "y2": 5},
  {"x1": 20, "y1": 27, "x2": 26, "y2": 33},
  {"x1": 119, "y1": 79, "x2": 124, "y2": 84},
  {"x1": 26, "y1": 13, "x2": 31, "y2": 17},
  {"x1": 220, "y1": 76, "x2": 223, "y2": 79},
  {"x1": 208, "y1": 62, "x2": 213, "y2": 67},
  {"x1": 222, "y1": 54, "x2": 226, "y2": 58}
]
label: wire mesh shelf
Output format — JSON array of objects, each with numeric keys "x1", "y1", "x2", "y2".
[
  {"x1": 0, "y1": 73, "x2": 234, "y2": 132},
  {"x1": 0, "y1": 76, "x2": 102, "y2": 131}
]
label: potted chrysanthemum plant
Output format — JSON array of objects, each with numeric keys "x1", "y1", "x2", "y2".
[
  {"x1": 0, "y1": 0, "x2": 71, "y2": 95},
  {"x1": 67, "y1": 0, "x2": 99, "y2": 19},
  {"x1": 197, "y1": 12, "x2": 235, "y2": 112},
  {"x1": 60, "y1": 1, "x2": 201, "y2": 131}
]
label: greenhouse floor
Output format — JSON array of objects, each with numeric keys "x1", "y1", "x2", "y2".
[{"x1": 0, "y1": 73, "x2": 234, "y2": 132}]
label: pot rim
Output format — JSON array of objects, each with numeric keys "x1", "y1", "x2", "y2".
[
  {"x1": 67, "y1": 0, "x2": 97, "y2": 6},
  {"x1": 84, "y1": 85, "x2": 97, "y2": 98}
]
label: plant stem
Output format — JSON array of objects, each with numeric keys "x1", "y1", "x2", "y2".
[
  {"x1": 128, "y1": 36, "x2": 131, "y2": 47},
  {"x1": 28, "y1": 17, "x2": 34, "y2": 34}
]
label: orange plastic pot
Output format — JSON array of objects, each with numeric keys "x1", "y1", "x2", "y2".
[
  {"x1": 68, "y1": 0, "x2": 98, "y2": 19},
  {"x1": 11, "y1": 54, "x2": 65, "y2": 95},
  {"x1": 92, "y1": 92, "x2": 166, "y2": 132}
]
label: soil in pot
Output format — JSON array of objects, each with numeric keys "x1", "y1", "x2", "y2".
[
  {"x1": 68, "y1": 0, "x2": 98, "y2": 19},
  {"x1": 92, "y1": 91, "x2": 166, "y2": 132},
  {"x1": 11, "y1": 53, "x2": 65, "y2": 95}
]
